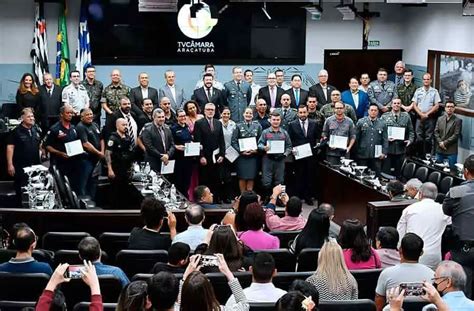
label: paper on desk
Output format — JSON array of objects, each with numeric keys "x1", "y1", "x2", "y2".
[
  {"x1": 374, "y1": 145, "x2": 383, "y2": 158},
  {"x1": 329, "y1": 135, "x2": 348, "y2": 150},
  {"x1": 238, "y1": 137, "x2": 257, "y2": 152},
  {"x1": 267, "y1": 140, "x2": 285, "y2": 154},
  {"x1": 388, "y1": 126, "x2": 405, "y2": 140},
  {"x1": 184, "y1": 142, "x2": 201, "y2": 157},
  {"x1": 65, "y1": 140, "x2": 84, "y2": 157},
  {"x1": 225, "y1": 146, "x2": 239, "y2": 163},
  {"x1": 161, "y1": 160, "x2": 175, "y2": 174},
  {"x1": 294, "y1": 143, "x2": 313, "y2": 160},
  {"x1": 212, "y1": 148, "x2": 220, "y2": 163}
]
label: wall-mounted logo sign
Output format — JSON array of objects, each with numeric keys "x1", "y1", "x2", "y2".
[{"x1": 177, "y1": 1, "x2": 218, "y2": 39}]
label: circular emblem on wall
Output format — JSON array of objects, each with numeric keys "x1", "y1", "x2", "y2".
[{"x1": 177, "y1": 1, "x2": 218, "y2": 39}]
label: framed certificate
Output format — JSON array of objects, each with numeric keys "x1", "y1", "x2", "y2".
[
  {"x1": 238, "y1": 137, "x2": 258, "y2": 152},
  {"x1": 267, "y1": 140, "x2": 285, "y2": 154},
  {"x1": 294, "y1": 143, "x2": 313, "y2": 160},
  {"x1": 388, "y1": 126, "x2": 405, "y2": 140},
  {"x1": 329, "y1": 135, "x2": 348, "y2": 150}
]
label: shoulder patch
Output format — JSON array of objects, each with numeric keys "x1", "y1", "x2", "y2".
[{"x1": 107, "y1": 140, "x2": 114, "y2": 147}]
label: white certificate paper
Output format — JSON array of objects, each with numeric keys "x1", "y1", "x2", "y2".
[
  {"x1": 374, "y1": 145, "x2": 383, "y2": 158},
  {"x1": 225, "y1": 146, "x2": 240, "y2": 163},
  {"x1": 184, "y1": 142, "x2": 200, "y2": 157},
  {"x1": 388, "y1": 126, "x2": 405, "y2": 140},
  {"x1": 267, "y1": 140, "x2": 285, "y2": 154},
  {"x1": 161, "y1": 160, "x2": 175, "y2": 174},
  {"x1": 238, "y1": 137, "x2": 258, "y2": 152},
  {"x1": 329, "y1": 135, "x2": 348, "y2": 150},
  {"x1": 65, "y1": 140, "x2": 84, "y2": 157},
  {"x1": 212, "y1": 148, "x2": 220, "y2": 164},
  {"x1": 294, "y1": 143, "x2": 313, "y2": 160}
]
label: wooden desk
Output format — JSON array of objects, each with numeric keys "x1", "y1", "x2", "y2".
[{"x1": 319, "y1": 163, "x2": 390, "y2": 225}]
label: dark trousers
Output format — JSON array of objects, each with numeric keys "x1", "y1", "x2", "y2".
[
  {"x1": 13, "y1": 168, "x2": 28, "y2": 208},
  {"x1": 56, "y1": 160, "x2": 81, "y2": 194},
  {"x1": 77, "y1": 159, "x2": 98, "y2": 199},
  {"x1": 220, "y1": 159, "x2": 234, "y2": 200},
  {"x1": 199, "y1": 162, "x2": 222, "y2": 203},
  {"x1": 452, "y1": 247, "x2": 474, "y2": 298},
  {"x1": 109, "y1": 175, "x2": 140, "y2": 209},
  {"x1": 174, "y1": 158, "x2": 193, "y2": 199},
  {"x1": 358, "y1": 158, "x2": 383, "y2": 177},
  {"x1": 383, "y1": 153, "x2": 405, "y2": 178},
  {"x1": 294, "y1": 157, "x2": 316, "y2": 201},
  {"x1": 415, "y1": 117, "x2": 436, "y2": 156}
]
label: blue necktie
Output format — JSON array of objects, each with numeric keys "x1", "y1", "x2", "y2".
[{"x1": 295, "y1": 89, "x2": 300, "y2": 107}]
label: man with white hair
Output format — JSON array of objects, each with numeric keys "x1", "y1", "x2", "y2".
[
  {"x1": 405, "y1": 178, "x2": 422, "y2": 199},
  {"x1": 389, "y1": 60, "x2": 406, "y2": 87},
  {"x1": 397, "y1": 182, "x2": 451, "y2": 269},
  {"x1": 309, "y1": 69, "x2": 336, "y2": 106}
]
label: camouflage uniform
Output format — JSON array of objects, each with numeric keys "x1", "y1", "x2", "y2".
[{"x1": 101, "y1": 83, "x2": 131, "y2": 113}]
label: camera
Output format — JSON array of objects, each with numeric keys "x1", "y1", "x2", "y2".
[
  {"x1": 65, "y1": 265, "x2": 85, "y2": 279},
  {"x1": 399, "y1": 282, "x2": 425, "y2": 296},
  {"x1": 200, "y1": 255, "x2": 219, "y2": 267}
]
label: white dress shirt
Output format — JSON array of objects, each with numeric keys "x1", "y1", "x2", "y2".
[
  {"x1": 225, "y1": 282, "x2": 287, "y2": 307},
  {"x1": 351, "y1": 90, "x2": 360, "y2": 109},
  {"x1": 168, "y1": 84, "x2": 177, "y2": 103},
  {"x1": 121, "y1": 110, "x2": 138, "y2": 143},
  {"x1": 141, "y1": 87, "x2": 148, "y2": 100}
]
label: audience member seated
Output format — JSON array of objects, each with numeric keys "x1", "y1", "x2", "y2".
[
  {"x1": 375, "y1": 226, "x2": 401, "y2": 268},
  {"x1": 0, "y1": 225, "x2": 52, "y2": 275},
  {"x1": 290, "y1": 209, "x2": 329, "y2": 255},
  {"x1": 375, "y1": 233, "x2": 435, "y2": 311},
  {"x1": 318, "y1": 203, "x2": 341, "y2": 239},
  {"x1": 306, "y1": 238, "x2": 358, "y2": 300},
  {"x1": 128, "y1": 198, "x2": 173, "y2": 250},
  {"x1": 172, "y1": 204, "x2": 209, "y2": 250},
  {"x1": 225, "y1": 252, "x2": 286, "y2": 306},
  {"x1": 36, "y1": 261, "x2": 102, "y2": 311},
  {"x1": 397, "y1": 182, "x2": 451, "y2": 269},
  {"x1": 387, "y1": 180, "x2": 408, "y2": 201},
  {"x1": 265, "y1": 185, "x2": 307, "y2": 231},
  {"x1": 339, "y1": 219, "x2": 382, "y2": 270},
  {"x1": 276, "y1": 291, "x2": 317, "y2": 311},
  {"x1": 194, "y1": 185, "x2": 218, "y2": 209},
  {"x1": 222, "y1": 190, "x2": 260, "y2": 232},
  {"x1": 117, "y1": 280, "x2": 150, "y2": 311},
  {"x1": 177, "y1": 254, "x2": 249, "y2": 310},
  {"x1": 239, "y1": 203, "x2": 280, "y2": 250},
  {"x1": 288, "y1": 280, "x2": 319, "y2": 303},
  {"x1": 151, "y1": 242, "x2": 190, "y2": 274},
  {"x1": 78, "y1": 236, "x2": 130, "y2": 287},
  {"x1": 405, "y1": 178, "x2": 422, "y2": 199},
  {"x1": 147, "y1": 272, "x2": 180, "y2": 311},
  {"x1": 386, "y1": 283, "x2": 450, "y2": 311}
]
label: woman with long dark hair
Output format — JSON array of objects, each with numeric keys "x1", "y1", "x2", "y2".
[
  {"x1": 16, "y1": 73, "x2": 41, "y2": 112},
  {"x1": 203, "y1": 225, "x2": 245, "y2": 272},
  {"x1": 290, "y1": 209, "x2": 330, "y2": 255},
  {"x1": 222, "y1": 190, "x2": 259, "y2": 232}
]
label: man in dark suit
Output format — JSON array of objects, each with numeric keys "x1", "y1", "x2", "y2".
[
  {"x1": 309, "y1": 69, "x2": 337, "y2": 107},
  {"x1": 288, "y1": 105, "x2": 321, "y2": 205},
  {"x1": 129, "y1": 72, "x2": 159, "y2": 116},
  {"x1": 140, "y1": 108, "x2": 175, "y2": 173},
  {"x1": 258, "y1": 72, "x2": 285, "y2": 111},
  {"x1": 434, "y1": 101, "x2": 462, "y2": 169},
  {"x1": 104, "y1": 97, "x2": 138, "y2": 146},
  {"x1": 136, "y1": 98, "x2": 154, "y2": 133},
  {"x1": 193, "y1": 103, "x2": 225, "y2": 203},
  {"x1": 39, "y1": 73, "x2": 62, "y2": 133},
  {"x1": 191, "y1": 73, "x2": 225, "y2": 116},
  {"x1": 285, "y1": 74, "x2": 309, "y2": 109}
]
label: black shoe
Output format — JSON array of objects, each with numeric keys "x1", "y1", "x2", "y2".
[{"x1": 305, "y1": 198, "x2": 314, "y2": 206}]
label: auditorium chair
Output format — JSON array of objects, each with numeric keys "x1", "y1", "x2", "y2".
[
  {"x1": 0, "y1": 103, "x2": 20, "y2": 119},
  {"x1": 296, "y1": 248, "x2": 320, "y2": 272},
  {"x1": 0, "y1": 181, "x2": 16, "y2": 208},
  {"x1": 42, "y1": 231, "x2": 90, "y2": 251},
  {"x1": 401, "y1": 162, "x2": 416, "y2": 182},
  {"x1": 132, "y1": 273, "x2": 183, "y2": 282},
  {"x1": 73, "y1": 302, "x2": 117, "y2": 311},
  {"x1": 401, "y1": 301, "x2": 429, "y2": 311},
  {"x1": 99, "y1": 232, "x2": 131, "y2": 263},
  {"x1": 0, "y1": 300, "x2": 37, "y2": 310},
  {"x1": 63, "y1": 176, "x2": 96, "y2": 209},
  {"x1": 427, "y1": 171, "x2": 441, "y2": 186},
  {"x1": 0, "y1": 249, "x2": 53, "y2": 266},
  {"x1": 249, "y1": 302, "x2": 275, "y2": 310},
  {"x1": 273, "y1": 271, "x2": 313, "y2": 291},
  {"x1": 350, "y1": 269, "x2": 383, "y2": 300},
  {"x1": 206, "y1": 272, "x2": 252, "y2": 304},
  {"x1": 54, "y1": 250, "x2": 83, "y2": 268},
  {"x1": 319, "y1": 299, "x2": 376, "y2": 311},
  {"x1": 52, "y1": 165, "x2": 70, "y2": 208},
  {"x1": 414, "y1": 166, "x2": 429, "y2": 183},
  {"x1": 0, "y1": 273, "x2": 50, "y2": 301},
  {"x1": 115, "y1": 249, "x2": 168, "y2": 277},
  {"x1": 439, "y1": 176, "x2": 454, "y2": 194},
  {"x1": 269, "y1": 231, "x2": 301, "y2": 248},
  {"x1": 254, "y1": 249, "x2": 296, "y2": 272}
]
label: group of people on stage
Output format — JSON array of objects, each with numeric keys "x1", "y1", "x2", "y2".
[{"x1": 6, "y1": 61, "x2": 463, "y2": 207}]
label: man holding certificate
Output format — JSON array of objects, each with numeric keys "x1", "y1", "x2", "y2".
[
  {"x1": 381, "y1": 99, "x2": 415, "y2": 177},
  {"x1": 258, "y1": 111, "x2": 292, "y2": 200},
  {"x1": 231, "y1": 107, "x2": 262, "y2": 193},
  {"x1": 288, "y1": 105, "x2": 321, "y2": 205},
  {"x1": 355, "y1": 104, "x2": 388, "y2": 176},
  {"x1": 321, "y1": 101, "x2": 356, "y2": 165}
]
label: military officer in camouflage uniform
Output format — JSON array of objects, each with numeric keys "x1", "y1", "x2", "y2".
[
  {"x1": 320, "y1": 90, "x2": 357, "y2": 124},
  {"x1": 82, "y1": 66, "x2": 104, "y2": 126},
  {"x1": 381, "y1": 99, "x2": 415, "y2": 177},
  {"x1": 101, "y1": 69, "x2": 131, "y2": 122},
  {"x1": 397, "y1": 69, "x2": 417, "y2": 128},
  {"x1": 355, "y1": 104, "x2": 388, "y2": 176},
  {"x1": 224, "y1": 67, "x2": 252, "y2": 123},
  {"x1": 367, "y1": 68, "x2": 398, "y2": 113},
  {"x1": 273, "y1": 93, "x2": 297, "y2": 131}
]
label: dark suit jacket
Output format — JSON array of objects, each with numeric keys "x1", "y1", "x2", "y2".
[
  {"x1": 288, "y1": 118, "x2": 321, "y2": 149},
  {"x1": 258, "y1": 86, "x2": 285, "y2": 109},
  {"x1": 193, "y1": 118, "x2": 225, "y2": 161},
  {"x1": 308, "y1": 83, "x2": 337, "y2": 106},
  {"x1": 141, "y1": 123, "x2": 175, "y2": 172},
  {"x1": 129, "y1": 86, "x2": 159, "y2": 115},
  {"x1": 285, "y1": 88, "x2": 309, "y2": 109},
  {"x1": 191, "y1": 87, "x2": 225, "y2": 114},
  {"x1": 39, "y1": 85, "x2": 63, "y2": 128},
  {"x1": 434, "y1": 114, "x2": 462, "y2": 154},
  {"x1": 104, "y1": 109, "x2": 138, "y2": 141},
  {"x1": 136, "y1": 111, "x2": 153, "y2": 133}
]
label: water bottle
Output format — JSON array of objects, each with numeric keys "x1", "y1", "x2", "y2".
[{"x1": 170, "y1": 184, "x2": 177, "y2": 202}]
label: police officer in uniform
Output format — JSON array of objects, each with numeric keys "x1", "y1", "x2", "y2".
[
  {"x1": 105, "y1": 118, "x2": 136, "y2": 209},
  {"x1": 224, "y1": 67, "x2": 252, "y2": 123},
  {"x1": 355, "y1": 104, "x2": 388, "y2": 176},
  {"x1": 6, "y1": 108, "x2": 42, "y2": 206},
  {"x1": 443, "y1": 155, "x2": 474, "y2": 298},
  {"x1": 381, "y1": 99, "x2": 415, "y2": 177},
  {"x1": 367, "y1": 68, "x2": 398, "y2": 113},
  {"x1": 273, "y1": 94, "x2": 297, "y2": 131}
]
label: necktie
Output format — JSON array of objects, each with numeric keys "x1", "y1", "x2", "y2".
[
  {"x1": 270, "y1": 87, "x2": 276, "y2": 108},
  {"x1": 48, "y1": 89, "x2": 52, "y2": 97},
  {"x1": 395, "y1": 115, "x2": 399, "y2": 123},
  {"x1": 283, "y1": 109, "x2": 287, "y2": 119},
  {"x1": 323, "y1": 87, "x2": 328, "y2": 101},
  {"x1": 208, "y1": 118, "x2": 214, "y2": 131},
  {"x1": 301, "y1": 120, "x2": 306, "y2": 137},
  {"x1": 159, "y1": 127, "x2": 166, "y2": 150},
  {"x1": 295, "y1": 89, "x2": 300, "y2": 107},
  {"x1": 207, "y1": 88, "x2": 212, "y2": 101},
  {"x1": 237, "y1": 82, "x2": 241, "y2": 91},
  {"x1": 126, "y1": 115, "x2": 135, "y2": 147}
]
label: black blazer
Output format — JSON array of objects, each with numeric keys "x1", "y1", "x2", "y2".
[
  {"x1": 193, "y1": 118, "x2": 225, "y2": 161},
  {"x1": 39, "y1": 85, "x2": 63, "y2": 127},
  {"x1": 136, "y1": 111, "x2": 153, "y2": 133},
  {"x1": 285, "y1": 88, "x2": 309, "y2": 108},
  {"x1": 308, "y1": 83, "x2": 337, "y2": 106},
  {"x1": 129, "y1": 86, "x2": 159, "y2": 115},
  {"x1": 258, "y1": 86, "x2": 285, "y2": 109},
  {"x1": 191, "y1": 87, "x2": 225, "y2": 114},
  {"x1": 288, "y1": 118, "x2": 321, "y2": 148},
  {"x1": 104, "y1": 109, "x2": 138, "y2": 140}
]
